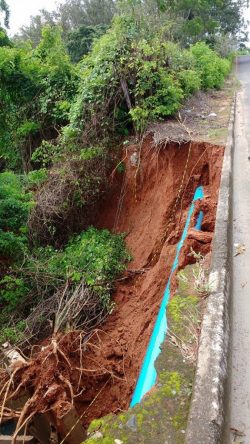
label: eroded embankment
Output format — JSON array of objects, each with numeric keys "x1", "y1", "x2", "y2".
[
  {"x1": 0, "y1": 137, "x2": 224, "y2": 443},
  {"x1": 76, "y1": 137, "x2": 224, "y2": 427}
]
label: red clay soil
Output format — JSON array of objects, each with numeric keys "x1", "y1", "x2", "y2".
[
  {"x1": 2, "y1": 137, "x2": 224, "y2": 437},
  {"x1": 74, "y1": 136, "x2": 224, "y2": 426}
]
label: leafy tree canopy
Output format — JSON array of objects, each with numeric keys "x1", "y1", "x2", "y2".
[
  {"x1": 14, "y1": 0, "x2": 116, "y2": 47},
  {"x1": 66, "y1": 24, "x2": 108, "y2": 62},
  {"x1": 118, "y1": 0, "x2": 249, "y2": 44}
]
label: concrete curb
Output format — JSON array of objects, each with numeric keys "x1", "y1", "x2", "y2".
[{"x1": 185, "y1": 98, "x2": 235, "y2": 444}]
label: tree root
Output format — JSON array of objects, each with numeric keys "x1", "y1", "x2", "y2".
[{"x1": 0, "y1": 329, "x2": 127, "y2": 441}]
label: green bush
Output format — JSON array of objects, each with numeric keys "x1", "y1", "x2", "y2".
[
  {"x1": 163, "y1": 42, "x2": 196, "y2": 72},
  {"x1": 0, "y1": 172, "x2": 32, "y2": 259},
  {"x1": 0, "y1": 231, "x2": 27, "y2": 259},
  {"x1": 58, "y1": 227, "x2": 130, "y2": 284},
  {"x1": 191, "y1": 42, "x2": 231, "y2": 89},
  {"x1": 177, "y1": 69, "x2": 201, "y2": 96},
  {"x1": 30, "y1": 227, "x2": 131, "y2": 309},
  {"x1": 0, "y1": 198, "x2": 28, "y2": 231},
  {"x1": 79, "y1": 146, "x2": 103, "y2": 160},
  {"x1": 17, "y1": 121, "x2": 41, "y2": 137},
  {"x1": 0, "y1": 275, "x2": 29, "y2": 308},
  {"x1": 128, "y1": 39, "x2": 185, "y2": 129},
  {"x1": 31, "y1": 141, "x2": 63, "y2": 168},
  {"x1": 26, "y1": 168, "x2": 48, "y2": 187},
  {"x1": 130, "y1": 71, "x2": 183, "y2": 130}
]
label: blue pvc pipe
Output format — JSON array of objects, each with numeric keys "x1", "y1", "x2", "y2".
[
  {"x1": 130, "y1": 186, "x2": 204, "y2": 408},
  {"x1": 195, "y1": 210, "x2": 204, "y2": 231}
]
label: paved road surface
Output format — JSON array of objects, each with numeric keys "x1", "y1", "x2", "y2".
[{"x1": 227, "y1": 56, "x2": 250, "y2": 443}]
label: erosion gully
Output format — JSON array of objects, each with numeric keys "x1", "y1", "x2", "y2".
[{"x1": 78, "y1": 137, "x2": 224, "y2": 428}]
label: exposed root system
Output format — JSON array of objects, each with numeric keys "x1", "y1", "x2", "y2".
[{"x1": 0, "y1": 330, "x2": 124, "y2": 442}]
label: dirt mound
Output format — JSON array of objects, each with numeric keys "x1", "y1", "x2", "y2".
[{"x1": 0, "y1": 137, "x2": 224, "y2": 441}]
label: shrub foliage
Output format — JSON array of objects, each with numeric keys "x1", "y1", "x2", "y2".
[
  {"x1": 0, "y1": 172, "x2": 32, "y2": 259},
  {"x1": 68, "y1": 16, "x2": 231, "y2": 139}
]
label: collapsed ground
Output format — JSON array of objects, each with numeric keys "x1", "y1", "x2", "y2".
[
  {"x1": 0, "y1": 134, "x2": 224, "y2": 443},
  {"x1": 79, "y1": 136, "x2": 224, "y2": 424}
]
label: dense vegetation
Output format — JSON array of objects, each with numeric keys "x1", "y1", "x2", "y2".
[{"x1": 0, "y1": 0, "x2": 247, "y2": 346}]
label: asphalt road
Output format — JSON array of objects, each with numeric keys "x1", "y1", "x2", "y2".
[{"x1": 227, "y1": 56, "x2": 250, "y2": 443}]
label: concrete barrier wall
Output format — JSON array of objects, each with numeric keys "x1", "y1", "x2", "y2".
[{"x1": 185, "y1": 99, "x2": 235, "y2": 444}]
